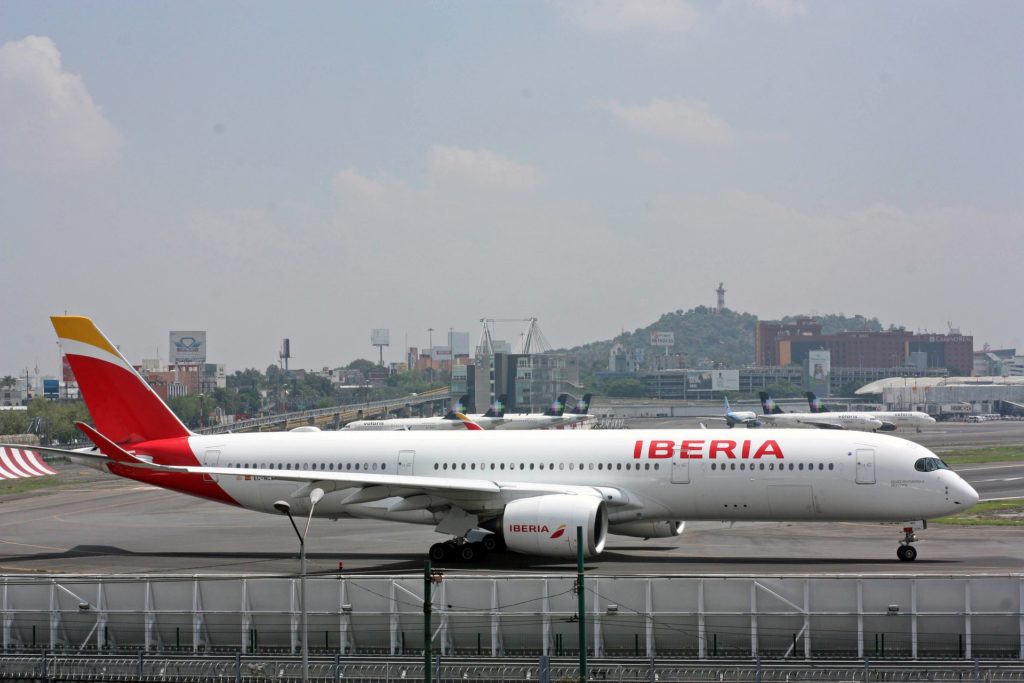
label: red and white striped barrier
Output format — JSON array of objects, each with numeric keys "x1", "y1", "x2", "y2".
[{"x1": 0, "y1": 447, "x2": 58, "y2": 479}]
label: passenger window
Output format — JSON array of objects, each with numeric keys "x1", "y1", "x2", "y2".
[
  {"x1": 730, "y1": 463, "x2": 736, "y2": 471},
  {"x1": 654, "y1": 464, "x2": 659, "y2": 470},
  {"x1": 443, "y1": 463, "x2": 448, "y2": 470},
  {"x1": 461, "y1": 463, "x2": 466, "y2": 470},
  {"x1": 530, "y1": 464, "x2": 535, "y2": 470},
  {"x1": 598, "y1": 464, "x2": 603, "y2": 470},
  {"x1": 520, "y1": 464, "x2": 525, "y2": 470},
  {"x1": 372, "y1": 463, "x2": 378, "y2": 471},
  {"x1": 559, "y1": 463, "x2": 564, "y2": 470},
  {"x1": 711, "y1": 463, "x2": 716, "y2": 471},
  {"x1": 828, "y1": 463, "x2": 834, "y2": 470},
  {"x1": 645, "y1": 463, "x2": 650, "y2": 470},
  {"x1": 769, "y1": 463, "x2": 774, "y2": 470},
  {"x1": 798, "y1": 463, "x2": 804, "y2": 471},
  {"x1": 434, "y1": 463, "x2": 439, "y2": 470},
  {"x1": 759, "y1": 463, "x2": 765, "y2": 471}
]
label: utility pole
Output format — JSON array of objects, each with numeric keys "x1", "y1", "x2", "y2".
[
  {"x1": 423, "y1": 560, "x2": 443, "y2": 683},
  {"x1": 576, "y1": 526, "x2": 587, "y2": 683}
]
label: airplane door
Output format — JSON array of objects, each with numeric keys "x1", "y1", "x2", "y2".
[
  {"x1": 203, "y1": 450, "x2": 220, "y2": 482},
  {"x1": 855, "y1": 448, "x2": 875, "y2": 484},
  {"x1": 671, "y1": 459, "x2": 689, "y2": 484},
  {"x1": 398, "y1": 450, "x2": 415, "y2": 476}
]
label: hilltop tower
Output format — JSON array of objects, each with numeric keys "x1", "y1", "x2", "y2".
[{"x1": 716, "y1": 282, "x2": 726, "y2": 312}]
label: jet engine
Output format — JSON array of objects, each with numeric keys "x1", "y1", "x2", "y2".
[
  {"x1": 609, "y1": 520, "x2": 685, "y2": 539},
  {"x1": 878, "y1": 422, "x2": 898, "y2": 432},
  {"x1": 502, "y1": 495, "x2": 607, "y2": 558}
]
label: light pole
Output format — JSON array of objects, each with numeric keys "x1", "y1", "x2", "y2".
[
  {"x1": 427, "y1": 328, "x2": 435, "y2": 385},
  {"x1": 274, "y1": 488, "x2": 324, "y2": 683}
]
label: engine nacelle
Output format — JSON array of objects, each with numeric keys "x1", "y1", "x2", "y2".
[
  {"x1": 502, "y1": 495, "x2": 607, "y2": 558},
  {"x1": 878, "y1": 422, "x2": 898, "y2": 432},
  {"x1": 609, "y1": 520, "x2": 686, "y2": 539}
]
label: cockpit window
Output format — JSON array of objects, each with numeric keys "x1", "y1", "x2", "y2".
[{"x1": 914, "y1": 457, "x2": 950, "y2": 472}]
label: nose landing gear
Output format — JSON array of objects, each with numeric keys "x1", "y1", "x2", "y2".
[{"x1": 897, "y1": 526, "x2": 918, "y2": 561}]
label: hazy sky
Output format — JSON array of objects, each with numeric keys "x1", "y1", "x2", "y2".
[{"x1": 2, "y1": 1, "x2": 1022, "y2": 376}]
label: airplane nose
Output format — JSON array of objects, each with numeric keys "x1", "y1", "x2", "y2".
[{"x1": 957, "y1": 479, "x2": 979, "y2": 508}]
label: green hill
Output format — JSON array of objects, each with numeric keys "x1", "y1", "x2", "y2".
[{"x1": 559, "y1": 307, "x2": 885, "y2": 386}]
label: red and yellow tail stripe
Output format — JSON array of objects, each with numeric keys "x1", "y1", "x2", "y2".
[
  {"x1": 52, "y1": 316, "x2": 191, "y2": 446},
  {"x1": 0, "y1": 447, "x2": 57, "y2": 479}
]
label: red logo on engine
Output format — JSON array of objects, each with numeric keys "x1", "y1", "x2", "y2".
[
  {"x1": 509, "y1": 524, "x2": 550, "y2": 533},
  {"x1": 550, "y1": 524, "x2": 567, "y2": 539}
]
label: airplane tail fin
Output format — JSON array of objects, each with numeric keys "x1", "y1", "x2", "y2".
[
  {"x1": 572, "y1": 394, "x2": 593, "y2": 415},
  {"x1": 483, "y1": 394, "x2": 507, "y2": 418},
  {"x1": 544, "y1": 394, "x2": 569, "y2": 416},
  {"x1": 453, "y1": 413, "x2": 483, "y2": 431},
  {"x1": 759, "y1": 392, "x2": 782, "y2": 415},
  {"x1": 806, "y1": 392, "x2": 828, "y2": 413},
  {"x1": 443, "y1": 394, "x2": 472, "y2": 420},
  {"x1": 52, "y1": 316, "x2": 192, "y2": 446}
]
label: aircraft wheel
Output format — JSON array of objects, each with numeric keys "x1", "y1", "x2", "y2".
[
  {"x1": 458, "y1": 543, "x2": 478, "y2": 562},
  {"x1": 481, "y1": 535, "x2": 502, "y2": 552},
  {"x1": 897, "y1": 545, "x2": 917, "y2": 562},
  {"x1": 429, "y1": 543, "x2": 449, "y2": 562}
]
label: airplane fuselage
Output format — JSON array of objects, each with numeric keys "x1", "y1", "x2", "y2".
[{"x1": 119, "y1": 429, "x2": 975, "y2": 527}]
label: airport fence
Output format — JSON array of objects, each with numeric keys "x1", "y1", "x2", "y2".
[
  {"x1": 2, "y1": 574, "x2": 1024, "y2": 662},
  {"x1": 2, "y1": 654, "x2": 1024, "y2": 682}
]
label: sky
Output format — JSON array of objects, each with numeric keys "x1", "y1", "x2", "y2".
[{"x1": 1, "y1": 1, "x2": 1022, "y2": 376}]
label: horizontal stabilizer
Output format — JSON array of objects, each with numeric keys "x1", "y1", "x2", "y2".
[{"x1": 75, "y1": 422, "x2": 161, "y2": 467}]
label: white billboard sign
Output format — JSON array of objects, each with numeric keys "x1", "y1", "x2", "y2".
[
  {"x1": 371, "y1": 328, "x2": 390, "y2": 346},
  {"x1": 711, "y1": 369, "x2": 740, "y2": 391},
  {"x1": 169, "y1": 331, "x2": 206, "y2": 365},
  {"x1": 650, "y1": 331, "x2": 675, "y2": 347}
]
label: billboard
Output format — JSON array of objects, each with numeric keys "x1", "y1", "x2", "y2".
[
  {"x1": 807, "y1": 349, "x2": 831, "y2": 397},
  {"x1": 371, "y1": 328, "x2": 390, "y2": 346},
  {"x1": 170, "y1": 331, "x2": 206, "y2": 365},
  {"x1": 650, "y1": 331, "x2": 675, "y2": 347},
  {"x1": 711, "y1": 369, "x2": 740, "y2": 391},
  {"x1": 432, "y1": 346, "x2": 453, "y2": 361}
]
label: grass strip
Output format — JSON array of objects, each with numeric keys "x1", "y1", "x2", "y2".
[
  {"x1": 939, "y1": 446, "x2": 1024, "y2": 465},
  {"x1": 934, "y1": 498, "x2": 1024, "y2": 526}
]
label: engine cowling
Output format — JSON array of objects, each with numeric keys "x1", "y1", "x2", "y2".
[
  {"x1": 502, "y1": 495, "x2": 607, "y2": 558},
  {"x1": 609, "y1": 520, "x2": 685, "y2": 539}
]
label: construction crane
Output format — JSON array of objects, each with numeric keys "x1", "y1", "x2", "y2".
[{"x1": 478, "y1": 318, "x2": 552, "y2": 355}]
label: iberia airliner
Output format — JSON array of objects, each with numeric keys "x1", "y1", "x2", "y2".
[{"x1": 15, "y1": 317, "x2": 977, "y2": 564}]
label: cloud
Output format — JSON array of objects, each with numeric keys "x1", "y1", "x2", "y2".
[
  {"x1": 747, "y1": 0, "x2": 808, "y2": 19},
  {"x1": 0, "y1": 35, "x2": 123, "y2": 173},
  {"x1": 425, "y1": 145, "x2": 543, "y2": 190},
  {"x1": 558, "y1": 0, "x2": 700, "y2": 33},
  {"x1": 602, "y1": 98, "x2": 739, "y2": 146}
]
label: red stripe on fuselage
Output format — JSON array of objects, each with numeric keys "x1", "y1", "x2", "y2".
[{"x1": 110, "y1": 437, "x2": 240, "y2": 507}]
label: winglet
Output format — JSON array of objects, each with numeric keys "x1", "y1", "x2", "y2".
[{"x1": 453, "y1": 412, "x2": 483, "y2": 431}]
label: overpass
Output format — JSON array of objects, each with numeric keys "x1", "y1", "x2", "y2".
[{"x1": 197, "y1": 387, "x2": 452, "y2": 434}]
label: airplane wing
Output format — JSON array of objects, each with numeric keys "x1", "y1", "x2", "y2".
[{"x1": 796, "y1": 420, "x2": 846, "y2": 430}]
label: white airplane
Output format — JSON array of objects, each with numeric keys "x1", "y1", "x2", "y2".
[
  {"x1": 18, "y1": 316, "x2": 978, "y2": 564},
  {"x1": 342, "y1": 395, "x2": 495, "y2": 431},
  {"x1": 494, "y1": 394, "x2": 572, "y2": 430},
  {"x1": 758, "y1": 393, "x2": 884, "y2": 432},
  {"x1": 560, "y1": 394, "x2": 596, "y2": 428},
  {"x1": 806, "y1": 392, "x2": 937, "y2": 433},
  {"x1": 699, "y1": 396, "x2": 763, "y2": 428}
]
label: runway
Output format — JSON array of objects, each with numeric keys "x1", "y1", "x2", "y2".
[{"x1": 0, "y1": 451, "x2": 1020, "y2": 577}]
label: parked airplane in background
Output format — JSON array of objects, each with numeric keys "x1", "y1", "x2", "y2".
[
  {"x1": 495, "y1": 394, "x2": 573, "y2": 430},
  {"x1": 560, "y1": 393, "x2": 595, "y2": 428},
  {"x1": 343, "y1": 395, "x2": 493, "y2": 431},
  {"x1": 700, "y1": 397, "x2": 762, "y2": 428},
  {"x1": 758, "y1": 393, "x2": 885, "y2": 431},
  {"x1": 15, "y1": 316, "x2": 978, "y2": 564},
  {"x1": 806, "y1": 392, "x2": 936, "y2": 433}
]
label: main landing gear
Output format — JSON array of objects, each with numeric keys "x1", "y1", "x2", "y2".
[
  {"x1": 429, "y1": 534, "x2": 505, "y2": 564},
  {"x1": 897, "y1": 526, "x2": 918, "y2": 562}
]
